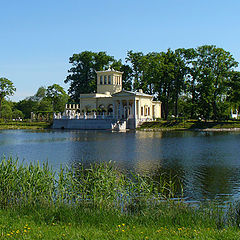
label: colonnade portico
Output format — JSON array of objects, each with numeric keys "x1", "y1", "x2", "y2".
[{"x1": 112, "y1": 98, "x2": 137, "y2": 120}]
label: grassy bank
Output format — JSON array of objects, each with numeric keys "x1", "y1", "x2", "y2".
[
  {"x1": 1, "y1": 205, "x2": 240, "y2": 240},
  {"x1": 0, "y1": 121, "x2": 51, "y2": 130},
  {"x1": 0, "y1": 158, "x2": 240, "y2": 239},
  {"x1": 139, "y1": 120, "x2": 240, "y2": 131}
]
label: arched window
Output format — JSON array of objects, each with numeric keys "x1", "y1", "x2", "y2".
[
  {"x1": 100, "y1": 76, "x2": 103, "y2": 84},
  {"x1": 104, "y1": 76, "x2": 107, "y2": 84},
  {"x1": 108, "y1": 75, "x2": 111, "y2": 84}
]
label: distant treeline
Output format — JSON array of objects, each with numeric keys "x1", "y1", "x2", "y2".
[
  {"x1": 1, "y1": 45, "x2": 240, "y2": 121},
  {"x1": 65, "y1": 46, "x2": 240, "y2": 120},
  {"x1": 0, "y1": 84, "x2": 68, "y2": 120}
]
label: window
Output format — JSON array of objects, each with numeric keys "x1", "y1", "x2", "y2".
[
  {"x1": 141, "y1": 107, "x2": 143, "y2": 116},
  {"x1": 148, "y1": 107, "x2": 150, "y2": 116},
  {"x1": 100, "y1": 76, "x2": 103, "y2": 84},
  {"x1": 108, "y1": 75, "x2": 111, "y2": 84},
  {"x1": 104, "y1": 76, "x2": 107, "y2": 84}
]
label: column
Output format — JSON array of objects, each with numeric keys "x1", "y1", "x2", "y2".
[
  {"x1": 113, "y1": 101, "x2": 116, "y2": 118},
  {"x1": 133, "y1": 99, "x2": 136, "y2": 120},
  {"x1": 138, "y1": 100, "x2": 140, "y2": 119},
  {"x1": 120, "y1": 100, "x2": 123, "y2": 119}
]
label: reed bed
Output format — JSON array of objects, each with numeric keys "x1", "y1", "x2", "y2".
[
  {"x1": 0, "y1": 157, "x2": 177, "y2": 210},
  {"x1": 1, "y1": 157, "x2": 240, "y2": 239}
]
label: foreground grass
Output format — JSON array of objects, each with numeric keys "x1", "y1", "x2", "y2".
[
  {"x1": 0, "y1": 121, "x2": 51, "y2": 130},
  {"x1": 1, "y1": 157, "x2": 240, "y2": 239},
  {"x1": 1, "y1": 205, "x2": 240, "y2": 240},
  {"x1": 139, "y1": 120, "x2": 240, "y2": 131}
]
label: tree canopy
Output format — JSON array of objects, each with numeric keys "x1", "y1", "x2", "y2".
[
  {"x1": 65, "y1": 51, "x2": 117, "y2": 101},
  {"x1": 2, "y1": 46, "x2": 240, "y2": 121},
  {"x1": 0, "y1": 78, "x2": 16, "y2": 118}
]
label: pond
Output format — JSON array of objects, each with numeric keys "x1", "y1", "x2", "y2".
[{"x1": 0, "y1": 129, "x2": 240, "y2": 202}]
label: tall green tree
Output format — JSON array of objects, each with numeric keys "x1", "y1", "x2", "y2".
[
  {"x1": 65, "y1": 51, "x2": 116, "y2": 101},
  {"x1": 150, "y1": 49, "x2": 186, "y2": 119},
  {"x1": 126, "y1": 51, "x2": 145, "y2": 91},
  {"x1": 195, "y1": 45, "x2": 238, "y2": 120},
  {"x1": 111, "y1": 61, "x2": 133, "y2": 91},
  {"x1": 46, "y1": 84, "x2": 68, "y2": 112},
  {"x1": 1, "y1": 100, "x2": 12, "y2": 119},
  {"x1": 177, "y1": 48, "x2": 199, "y2": 118},
  {"x1": 15, "y1": 98, "x2": 38, "y2": 119},
  {"x1": 126, "y1": 50, "x2": 187, "y2": 119},
  {"x1": 120, "y1": 64, "x2": 133, "y2": 91},
  {"x1": 227, "y1": 71, "x2": 240, "y2": 111},
  {"x1": 0, "y1": 78, "x2": 16, "y2": 118}
]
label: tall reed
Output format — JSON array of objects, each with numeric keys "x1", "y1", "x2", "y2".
[{"x1": 0, "y1": 157, "x2": 178, "y2": 211}]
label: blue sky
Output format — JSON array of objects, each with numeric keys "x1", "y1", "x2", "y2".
[{"x1": 1, "y1": 0, "x2": 240, "y2": 101}]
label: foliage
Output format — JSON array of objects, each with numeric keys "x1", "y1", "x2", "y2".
[
  {"x1": 14, "y1": 85, "x2": 68, "y2": 119},
  {"x1": 0, "y1": 101, "x2": 12, "y2": 119},
  {"x1": 125, "y1": 46, "x2": 239, "y2": 120},
  {"x1": 46, "y1": 84, "x2": 68, "y2": 112},
  {"x1": 12, "y1": 109, "x2": 24, "y2": 119},
  {"x1": 0, "y1": 78, "x2": 16, "y2": 118},
  {"x1": 64, "y1": 51, "x2": 117, "y2": 101},
  {"x1": 2, "y1": 46, "x2": 240, "y2": 121},
  {"x1": 15, "y1": 98, "x2": 38, "y2": 119}
]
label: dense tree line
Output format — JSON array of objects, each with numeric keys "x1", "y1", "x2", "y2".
[
  {"x1": 1, "y1": 45, "x2": 240, "y2": 121},
  {"x1": 65, "y1": 46, "x2": 240, "y2": 120},
  {"x1": 0, "y1": 80, "x2": 68, "y2": 120}
]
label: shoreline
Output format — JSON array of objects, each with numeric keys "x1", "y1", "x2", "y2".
[
  {"x1": 138, "y1": 127, "x2": 240, "y2": 132},
  {"x1": 0, "y1": 122, "x2": 52, "y2": 130}
]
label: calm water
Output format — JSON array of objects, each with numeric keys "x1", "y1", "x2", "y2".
[{"x1": 1, "y1": 129, "x2": 240, "y2": 202}]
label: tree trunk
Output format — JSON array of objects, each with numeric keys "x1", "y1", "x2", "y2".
[{"x1": 175, "y1": 96, "x2": 178, "y2": 117}]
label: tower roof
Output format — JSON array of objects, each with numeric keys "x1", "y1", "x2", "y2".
[{"x1": 96, "y1": 67, "x2": 123, "y2": 74}]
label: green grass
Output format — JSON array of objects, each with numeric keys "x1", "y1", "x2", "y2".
[
  {"x1": 139, "y1": 120, "x2": 240, "y2": 131},
  {"x1": 0, "y1": 121, "x2": 51, "y2": 129},
  {"x1": 1, "y1": 157, "x2": 240, "y2": 239},
  {"x1": 1, "y1": 204, "x2": 240, "y2": 239}
]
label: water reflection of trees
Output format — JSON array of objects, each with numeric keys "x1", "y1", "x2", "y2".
[
  {"x1": 66, "y1": 130, "x2": 240, "y2": 202},
  {"x1": 192, "y1": 166, "x2": 240, "y2": 200},
  {"x1": 138, "y1": 163, "x2": 240, "y2": 202}
]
